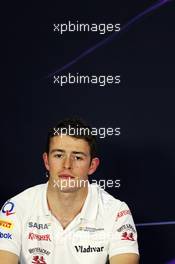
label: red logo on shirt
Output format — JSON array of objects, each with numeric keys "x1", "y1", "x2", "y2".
[
  {"x1": 117, "y1": 210, "x2": 131, "y2": 219},
  {"x1": 28, "y1": 233, "x2": 51, "y2": 241},
  {"x1": 121, "y1": 232, "x2": 135, "y2": 241},
  {"x1": 5, "y1": 211, "x2": 15, "y2": 216},
  {"x1": 32, "y1": 255, "x2": 47, "y2": 264}
]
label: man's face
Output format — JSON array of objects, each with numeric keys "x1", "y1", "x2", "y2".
[{"x1": 43, "y1": 135, "x2": 99, "y2": 192}]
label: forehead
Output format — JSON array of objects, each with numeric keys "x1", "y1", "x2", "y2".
[{"x1": 49, "y1": 135, "x2": 90, "y2": 153}]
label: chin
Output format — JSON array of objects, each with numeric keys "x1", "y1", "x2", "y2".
[{"x1": 58, "y1": 186, "x2": 82, "y2": 193}]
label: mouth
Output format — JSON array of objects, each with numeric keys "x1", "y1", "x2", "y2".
[{"x1": 59, "y1": 174, "x2": 75, "y2": 179}]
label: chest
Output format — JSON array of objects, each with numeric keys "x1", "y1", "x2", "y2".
[{"x1": 21, "y1": 216, "x2": 110, "y2": 264}]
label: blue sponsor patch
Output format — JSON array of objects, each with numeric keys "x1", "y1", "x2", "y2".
[{"x1": 0, "y1": 231, "x2": 12, "y2": 239}]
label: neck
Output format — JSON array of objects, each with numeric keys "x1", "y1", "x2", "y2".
[{"x1": 47, "y1": 180, "x2": 88, "y2": 219}]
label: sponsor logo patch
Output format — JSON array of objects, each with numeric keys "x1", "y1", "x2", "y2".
[
  {"x1": 117, "y1": 224, "x2": 136, "y2": 233},
  {"x1": 28, "y1": 233, "x2": 51, "y2": 241},
  {"x1": 1, "y1": 202, "x2": 15, "y2": 216},
  {"x1": 28, "y1": 247, "x2": 51, "y2": 256},
  {"x1": 28, "y1": 222, "x2": 51, "y2": 230},
  {"x1": 32, "y1": 255, "x2": 47, "y2": 264},
  {"x1": 75, "y1": 245, "x2": 104, "y2": 253},
  {"x1": 121, "y1": 232, "x2": 135, "y2": 241},
  {"x1": 78, "y1": 226, "x2": 104, "y2": 232},
  {"x1": 0, "y1": 231, "x2": 12, "y2": 239},
  {"x1": 117, "y1": 224, "x2": 136, "y2": 241},
  {"x1": 0, "y1": 219, "x2": 14, "y2": 230},
  {"x1": 116, "y1": 210, "x2": 131, "y2": 219}
]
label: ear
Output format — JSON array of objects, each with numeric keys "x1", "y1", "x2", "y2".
[
  {"x1": 43, "y1": 152, "x2": 50, "y2": 171},
  {"x1": 88, "y1": 157, "x2": 100, "y2": 176}
]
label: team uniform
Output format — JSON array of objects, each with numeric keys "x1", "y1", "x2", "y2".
[{"x1": 0, "y1": 182, "x2": 139, "y2": 264}]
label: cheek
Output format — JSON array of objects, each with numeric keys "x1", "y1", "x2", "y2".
[
  {"x1": 75, "y1": 158, "x2": 91, "y2": 168},
  {"x1": 75, "y1": 163, "x2": 90, "y2": 174},
  {"x1": 49, "y1": 159, "x2": 61, "y2": 170}
]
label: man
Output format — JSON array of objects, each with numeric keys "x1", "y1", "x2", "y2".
[{"x1": 0, "y1": 118, "x2": 139, "y2": 264}]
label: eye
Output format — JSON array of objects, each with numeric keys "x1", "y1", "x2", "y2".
[
  {"x1": 74, "y1": 156, "x2": 83, "y2": 160},
  {"x1": 54, "y1": 154, "x2": 63, "y2": 158}
]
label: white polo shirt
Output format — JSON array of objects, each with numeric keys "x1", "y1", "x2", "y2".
[{"x1": 0, "y1": 182, "x2": 139, "y2": 264}]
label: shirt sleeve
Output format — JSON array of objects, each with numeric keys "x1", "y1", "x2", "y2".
[
  {"x1": 0, "y1": 199, "x2": 22, "y2": 256},
  {"x1": 109, "y1": 201, "x2": 139, "y2": 258}
]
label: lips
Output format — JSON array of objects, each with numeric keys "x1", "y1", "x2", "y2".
[{"x1": 59, "y1": 174, "x2": 74, "y2": 179}]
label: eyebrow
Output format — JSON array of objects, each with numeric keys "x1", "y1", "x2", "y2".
[{"x1": 50, "y1": 149, "x2": 88, "y2": 157}]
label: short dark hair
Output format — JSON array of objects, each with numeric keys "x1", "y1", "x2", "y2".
[{"x1": 45, "y1": 118, "x2": 97, "y2": 159}]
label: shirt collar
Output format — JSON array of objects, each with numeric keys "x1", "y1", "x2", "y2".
[
  {"x1": 42, "y1": 181, "x2": 99, "y2": 221},
  {"x1": 42, "y1": 181, "x2": 51, "y2": 216},
  {"x1": 78, "y1": 182, "x2": 99, "y2": 221}
]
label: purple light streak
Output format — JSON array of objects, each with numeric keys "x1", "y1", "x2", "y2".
[
  {"x1": 166, "y1": 260, "x2": 175, "y2": 264},
  {"x1": 47, "y1": 0, "x2": 173, "y2": 78},
  {"x1": 136, "y1": 221, "x2": 175, "y2": 227}
]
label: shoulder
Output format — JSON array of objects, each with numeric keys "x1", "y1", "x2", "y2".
[
  {"x1": 91, "y1": 184, "x2": 126, "y2": 214},
  {"x1": 10, "y1": 183, "x2": 46, "y2": 202},
  {"x1": 1, "y1": 183, "x2": 47, "y2": 218}
]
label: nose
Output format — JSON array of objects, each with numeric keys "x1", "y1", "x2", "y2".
[{"x1": 63, "y1": 156, "x2": 72, "y2": 169}]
